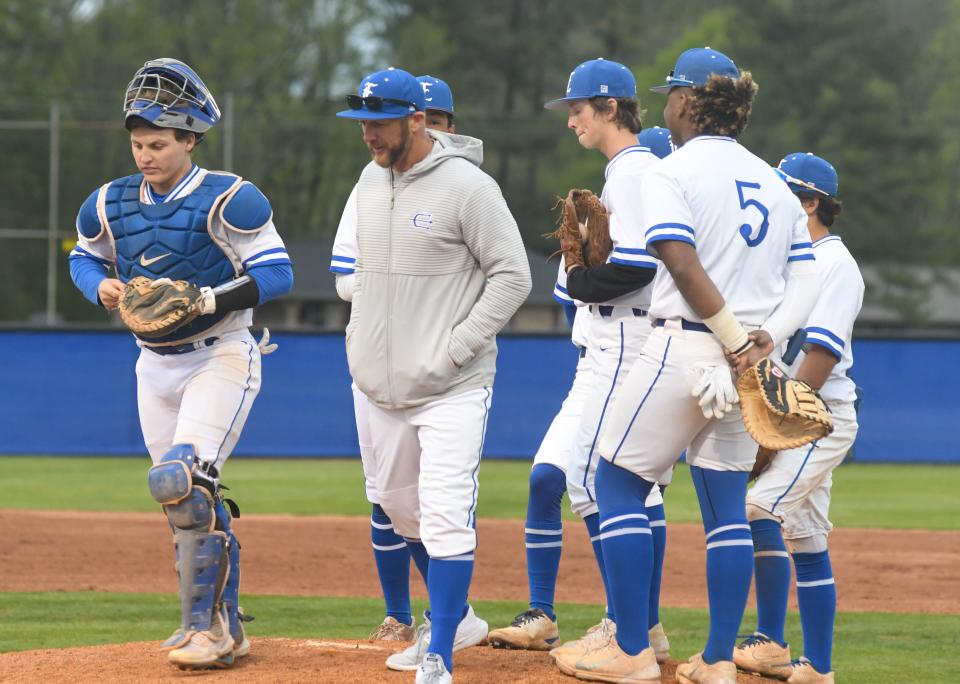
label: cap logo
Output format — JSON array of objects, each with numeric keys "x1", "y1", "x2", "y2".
[
  {"x1": 361, "y1": 81, "x2": 378, "y2": 98},
  {"x1": 566, "y1": 71, "x2": 574, "y2": 95},
  {"x1": 600, "y1": 84, "x2": 608, "y2": 94}
]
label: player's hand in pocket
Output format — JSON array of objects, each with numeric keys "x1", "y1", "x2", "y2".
[
  {"x1": 690, "y1": 362, "x2": 739, "y2": 419},
  {"x1": 97, "y1": 278, "x2": 125, "y2": 310}
]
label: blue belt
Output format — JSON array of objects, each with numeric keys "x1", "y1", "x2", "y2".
[
  {"x1": 654, "y1": 319, "x2": 711, "y2": 333},
  {"x1": 145, "y1": 336, "x2": 220, "y2": 356},
  {"x1": 590, "y1": 305, "x2": 648, "y2": 318}
]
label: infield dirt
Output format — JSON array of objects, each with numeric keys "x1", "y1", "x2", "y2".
[{"x1": 0, "y1": 510, "x2": 956, "y2": 682}]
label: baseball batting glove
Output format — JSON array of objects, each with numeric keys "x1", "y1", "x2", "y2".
[
  {"x1": 547, "y1": 188, "x2": 611, "y2": 272},
  {"x1": 737, "y1": 358, "x2": 833, "y2": 450},
  {"x1": 118, "y1": 276, "x2": 214, "y2": 339},
  {"x1": 690, "y1": 362, "x2": 739, "y2": 419}
]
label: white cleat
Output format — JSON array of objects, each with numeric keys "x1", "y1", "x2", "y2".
[
  {"x1": 488, "y1": 608, "x2": 559, "y2": 651},
  {"x1": 386, "y1": 605, "x2": 488, "y2": 671},
  {"x1": 416, "y1": 652, "x2": 453, "y2": 684},
  {"x1": 168, "y1": 610, "x2": 235, "y2": 669},
  {"x1": 649, "y1": 622, "x2": 670, "y2": 664}
]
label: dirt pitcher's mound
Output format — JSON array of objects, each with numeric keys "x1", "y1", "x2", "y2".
[{"x1": 0, "y1": 638, "x2": 782, "y2": 683}]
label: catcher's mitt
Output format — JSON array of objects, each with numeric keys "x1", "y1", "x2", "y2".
[
  {"x1": 548, "y1": 188, "x2": 611, "y2": 271},
  {"x1": 737, "y1": 358, "x2": 833, "y2": 451},
  {"x1": 118, "y1": 276, "x2": 204, "y2": 339}
]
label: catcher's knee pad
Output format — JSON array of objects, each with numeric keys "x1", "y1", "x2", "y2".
[
  {"x1": 149, "y1": 443, "x2": 200, "y2": 505},
  {"x1": 165, "y1": 486, "x2": 215, "y2": 531},
  {"x1": 784, "y1": 533, "x2": 828, "y2": 554},
  {"x1": 173, "y1": 528, "x2": 229, "y2": 633},
  {"x1": 746, "y1": 503, "x2": 781, "y2": 523}
]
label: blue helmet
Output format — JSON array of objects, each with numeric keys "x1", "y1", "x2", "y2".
[
  {"x1": 124, "y1": 58, "x2": 221, "y2": 134},
  {"x1": 637, "y1": 126, "x2": 674, "y2": 159}
]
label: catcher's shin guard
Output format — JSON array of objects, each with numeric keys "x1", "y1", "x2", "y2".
[
  {"x1": 215, "y1": 499, "x2": 250, "y2": 656},
  {"x1": 170, "y1": 529, "x2": 229, "y2": 643}
]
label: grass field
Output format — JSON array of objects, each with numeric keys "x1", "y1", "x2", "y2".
[
  {"x1": 0, "y1": 456, "x2": 957, "y2": 682},
  {"x1": 0, "y1": 457, "x2": 957, "y2": 528}
]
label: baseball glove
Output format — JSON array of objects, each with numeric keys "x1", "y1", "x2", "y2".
[
  {"x1": 737, "y1": 358, "x2": 833, "y2": 451},
  {"x1": 749, "y1": 446, "x2": 777, "y2": 482},
  {"x1": 118, "y1": 276, "x2": 204, "y2": 339},
  {"x1": 548, "y1": 188, "x2": 611, "y2": 271}
]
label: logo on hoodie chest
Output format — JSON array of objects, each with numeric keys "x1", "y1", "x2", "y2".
[{"x1": 411, "y1": 212, "x2": 433, "y2": 230}]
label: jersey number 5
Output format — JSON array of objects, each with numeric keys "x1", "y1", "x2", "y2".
[{"x1": 735, "y1": 180, "x2": 769, "y2": 247}]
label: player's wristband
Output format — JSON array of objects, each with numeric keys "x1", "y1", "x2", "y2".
[{"x1": 703, "y1": 305, "x2": 752, "y2": 355}]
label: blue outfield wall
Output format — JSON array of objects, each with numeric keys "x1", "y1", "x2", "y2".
[{"x1": 2, "y1": 330, "x2": 957, "y2": 463}]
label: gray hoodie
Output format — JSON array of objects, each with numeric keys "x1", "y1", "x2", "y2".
[{"x1": 346, "y1": 131, "x2": 532, "y2": 409}]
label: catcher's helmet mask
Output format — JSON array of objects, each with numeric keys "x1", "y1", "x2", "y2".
[{"x1": 124, "y1": 58, "x2": 221, "y2": 136}]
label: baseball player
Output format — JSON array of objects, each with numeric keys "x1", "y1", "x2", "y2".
[
  {"x1": 331, "y1": 75, "x2": 468, "y2": 644},
  {"x1": 637, "y1": 126, "x2": 674, "y2": 159},
  {"x1": 335, "y1": 67, "x2": 531, "y2": 684},
  {"x1": 489, "y1": 59, "x2": 675, "y2": 662},
  {"x1": 68, "y1": 58, "x2": 293, "y2": 669},
  {"x1": 418, "y1": 75, "x2": 456, "y2": 132},
  {"x1": 553, "y1": 47, "x2": 821, "y2": 684},
  {"x1": 734, "y1": 153, "x2": 863, "y2": 684}
]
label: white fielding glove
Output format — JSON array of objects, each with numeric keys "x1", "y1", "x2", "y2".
[{"x1": 691, "y1": 363, "x2": 739, "y2": 419}]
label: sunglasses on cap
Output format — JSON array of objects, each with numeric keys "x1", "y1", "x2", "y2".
[{"x1": 346, "y1": 94, "x2": 417, "y2": 112}]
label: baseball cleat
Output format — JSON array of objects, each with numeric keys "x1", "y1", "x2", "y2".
[
  {"x1": 785, "y1": 657, "x2": 834, "y2": 683},
  {"x1": 488, "y1": 608, "x2": 559, "y2": 651},
  {"x1": 554, "y1": 640, "x2": 659, "y2": 683},
  {"x1": 416, "y1": 652, "x2": 453, "y2": 684},
  {"x1": 386, "y1": 605, "x2": 488, "y2": 671},
  {"x1": 549, "y1": 617, "x2": 615, "y2": 662},
  {"x1": 168, "y1": 610, "x2": 235, "y2": 669},
  {"x1": 733, "y1": 632, "x2": 791, "y2": 678},
  {"x1": 159, "y1": 627, "x2": 190, "y2": 651},
  {"x1": 369, "y1": 615, "x2": 417, "y2": 642},
  {"x1": 648, "y1": 622, "x2": 670, "y2": 664},
  {"x1": 675, "y1": 652, "x2": 737, "y2": 684}
]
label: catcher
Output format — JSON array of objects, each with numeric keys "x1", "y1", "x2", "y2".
[
  {"x1": 68, "y1": 58, "x2": 293, "y2": 669},
  {"x1": 735, "y1": 152, "x2": 863, "y2": 684}
]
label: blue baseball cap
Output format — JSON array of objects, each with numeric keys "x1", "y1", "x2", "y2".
[
  {"x1": 637, "y1": 126, "x2": 673, "y2": 159},
  {"x1": 650, "y1": 47, "x2": 739, "y2": 94},
  {"x1": 417, "y1": 75, "x2": 454, "y2": 114},
  {"x1": 544, "y1": 58, "x2": 637, "y2": 110},
  {"x1": 776, "y1": 152, "x2": 839, "y2": 197},
  {"x1": 336, "y1": 67, "x2": 425, "y2": 120}
]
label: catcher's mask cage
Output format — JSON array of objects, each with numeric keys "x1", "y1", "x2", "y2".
[{"x1": 124, "y1": 58, "x2": 221, "y2": 135}]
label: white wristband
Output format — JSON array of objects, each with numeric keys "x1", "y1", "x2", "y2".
[
  {"x1": 198, "y1": 287, "x2": 216, "y2": 315},
  {"x1": 702, "y1": 305, "x2": 751, "y2": 355}
]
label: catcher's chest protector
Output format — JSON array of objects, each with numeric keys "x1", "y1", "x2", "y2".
[{"x1": 103, "y1": 173, "x2": 237, "y2": 342}]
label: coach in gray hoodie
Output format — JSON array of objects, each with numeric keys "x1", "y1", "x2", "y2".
[{"x1": 335, "y1": 67, "x2": 531, "y2": 684}]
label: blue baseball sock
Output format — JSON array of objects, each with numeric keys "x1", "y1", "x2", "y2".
[
  {"x1": 426, "y1": 555, "x2": 474, "y2": 672},
  {"x1": 793, "y1": 550, "x2": 836, "y2": 674},
  {"x1": 647, "y1": 501, "x2": 666, "y2": 628},
  {"x1": 584, "y1": 512, "x2": 615, "y2": 622},
  {"x1": 750, "y1": 518, "x2": 790, "y2": 644},
  {"x1": 595, "y1": 458, "x2": 653, "y2": 655},
  {"x1": 691, "y1": 466, "x2": 753, "y2": 664},
  {"x1": 406, "y1": 538, "x2": 430, "y2": 588},
  {"x1": 370, "y1": 504, "x2": 412, "y2": 625},
  {"x1": 525, "y1": 464, "x2": 566, "y2": 620}
]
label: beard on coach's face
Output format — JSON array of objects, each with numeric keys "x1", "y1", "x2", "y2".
[{"x1": 365, "y1": 119, "x2": 413, "y2": 168}]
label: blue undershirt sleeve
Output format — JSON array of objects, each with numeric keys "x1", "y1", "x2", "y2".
[
  {"x1": 69, "y1": 253, "x2": 108, "y2": 306},
  {"x1": 247, "y1": 262, "x2": 294, "y2": 305}
]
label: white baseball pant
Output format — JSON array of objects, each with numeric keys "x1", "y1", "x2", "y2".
[
  {"x1": 365, "y1": 387, "x2": 492, "y2": 558},
  {"x1": 136, "y1": 328, "x2": 262, "y2": 472}
]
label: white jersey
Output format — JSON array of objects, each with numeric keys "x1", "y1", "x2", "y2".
[
  {"x1": 641, "y1": 136, "x2": 813, "y2": 324},
  {"x1": 330, "y1": 184, "x2": 359, "y2": 275},
  {"x1": 552, "y1": 261, "x2": 591, "y2": 348},
  {"x1": 782, "y1": 235, "x2": 863, "y2": 403},
  {"x1": 554, "y1": 145, "x2": 659, "y2": 309}
]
